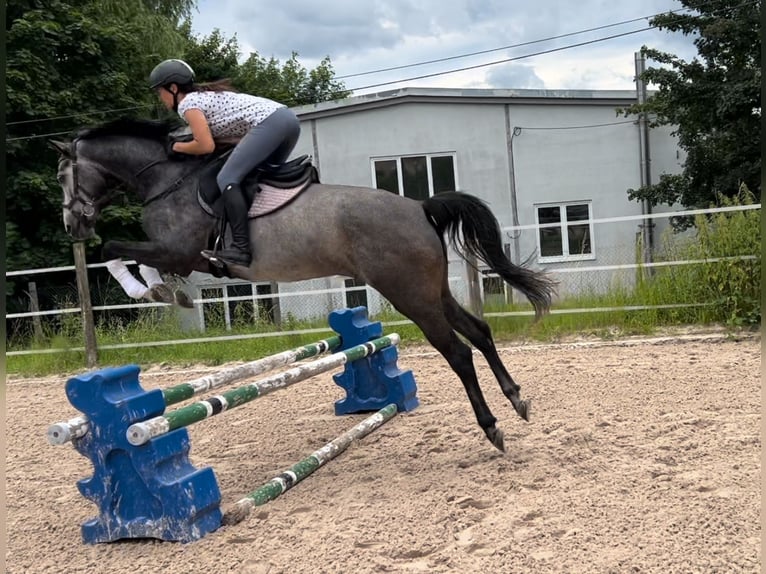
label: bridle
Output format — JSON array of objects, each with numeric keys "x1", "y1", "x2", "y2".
[
  {"x1": 61, "y1": 139, "x2": 99, "y2": 220},
  {"x1": 61, "y1": 138, "x2": 165, "y2": 225}
]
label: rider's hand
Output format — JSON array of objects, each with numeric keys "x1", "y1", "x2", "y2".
[{"x1": 166, "y1": 138, "x2": 188, "y2": 160}]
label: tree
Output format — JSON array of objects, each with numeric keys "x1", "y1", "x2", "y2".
[
  {"x1": 176, "y1": 26, "x2": 351, "y2": 107},
  {"x1": 620, "y1": 0, "x2": 761, "y2": 209},
  {"x1": 235, "y1": 52, "x2": 351, "y2": 108},
  {"x1": 178, "y1": 22, "x2": 240, "y2": 83},
  {"x1": 5, "y1": 2, "x2": 350, "y2": 320},
  {"x1": 5, "y1": 0, "x2": 195, "y2": 313},
  {"x1": 6, "y1": 0, "x2": 197, "y2": 266}
]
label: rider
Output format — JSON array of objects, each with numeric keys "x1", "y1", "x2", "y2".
[{"x1": 149, "y1": 58, "x2": 301, "y2": 266}]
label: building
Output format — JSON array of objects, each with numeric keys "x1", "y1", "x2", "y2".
[{"x1": 190, "y1": 87, "x2": 684, "y2": 327}]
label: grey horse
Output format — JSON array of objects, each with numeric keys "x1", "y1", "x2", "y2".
[{"x1": 50, "y1": 118, "x2": 555, "y2": 452}]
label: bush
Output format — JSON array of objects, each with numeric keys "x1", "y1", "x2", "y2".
[{"x1": 640, "y1": 185, "x2": 760, "y2": 326}]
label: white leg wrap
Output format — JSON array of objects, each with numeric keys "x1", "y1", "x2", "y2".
[
  {"x1": 106, "y1": 259, "x2": 148, "y2": 299},
  {"x1": 138, "y1": 264, "x2": 164, "y2": 287}
]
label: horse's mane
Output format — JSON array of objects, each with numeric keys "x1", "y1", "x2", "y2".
[{"x1": 76, "y1": 117, "x2": 184, "y2": 142}]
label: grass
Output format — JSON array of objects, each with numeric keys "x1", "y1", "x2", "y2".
[{"x1": 5, "y1": 297, "x2": 737, "y2": 378}]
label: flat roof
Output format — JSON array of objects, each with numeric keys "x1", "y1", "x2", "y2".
[{"x1": 292, "y1": 87, "x2": 640, "y2": 119}]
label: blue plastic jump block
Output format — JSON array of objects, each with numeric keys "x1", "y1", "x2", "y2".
[
  {"x1": 328, "y1": 306, "x2": 419, "y2": 415},
  {"x1": 65, "y1": 364, "x2": 222, "y2": 543}
]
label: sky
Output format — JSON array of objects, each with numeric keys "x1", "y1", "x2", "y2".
[{"x1": 189, "y1": 0, "x2": 700, "y2": 96}]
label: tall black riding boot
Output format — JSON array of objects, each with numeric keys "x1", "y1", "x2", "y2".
[{"x1": 204, "y1": 184, "x2": 252, "y2": 266}]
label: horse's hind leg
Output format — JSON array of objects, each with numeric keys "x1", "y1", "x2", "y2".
[
  {"x1": 382, "y1": 298, "x2": 507, "y2": 451},
  {"x1": 443, "y1": 296, "x2": 531, "y2": 422}
]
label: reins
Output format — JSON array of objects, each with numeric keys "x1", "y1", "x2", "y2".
[{"x1": 141, "y1": 148, "x2": 233, "y2": 207}]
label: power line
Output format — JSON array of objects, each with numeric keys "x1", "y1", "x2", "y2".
[
  {"x1": 6, "y1": 105, "x2": 154, "y2": 126},
  {"x1": 342, "y1": 0, "x2": 758, "y2": 91},
  {"x1": 514, "y1": 119, "x2": 639, "y2": 132},
  {"x1": 6, "y1": 130, "x2": 73, "y2": 143},
  {"x1": 337, "y1": 13, "x2": 659, "y2": 80},
  {"x1": 337, "y1": 0, "x2": 757, "y2": 81},
  {"x1": 348, "y1": 26, "x2": 654, "y2": 92},
  {"x1": 1, "y1": 28, "x2": 656, "y2": 142}
]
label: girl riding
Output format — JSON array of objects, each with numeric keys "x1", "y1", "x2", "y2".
[{"x1": 149, "y1": 59, "x2": 301, "y2": 266}]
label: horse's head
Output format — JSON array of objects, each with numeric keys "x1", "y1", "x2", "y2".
[
  {"x1": 49, "y1": 118, "x2": 183, "y2": 239},
  {"x1": 49, "y1": 139, "x2": 118, "y2": 240}
]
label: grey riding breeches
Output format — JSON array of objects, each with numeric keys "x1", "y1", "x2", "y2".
[{"x1": 216, "y1": 106, "x2": 301, "y2": 191}]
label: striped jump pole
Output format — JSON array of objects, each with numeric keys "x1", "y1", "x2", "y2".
[
  {"x1": 47, "y1": 335, "x2": 341, "y2": 445},
  {"x1": 223, "y1": 403, "x2": 398, "y2": 526},
  {"x1": 127, "y1": 334, "x2": 400, "y2": 446}
]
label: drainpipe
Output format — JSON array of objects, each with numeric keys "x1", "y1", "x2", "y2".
[{"x1": 635, "y1": 52, "x2": 654, "y2": 268}]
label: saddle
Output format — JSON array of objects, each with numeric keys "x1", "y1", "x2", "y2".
[{"x1": 195, "y1": 148, "x2": 320, "y2": 220}]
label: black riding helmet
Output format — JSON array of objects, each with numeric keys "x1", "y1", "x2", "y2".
[
  {"x1": 149, "y1": 59, "x2": 194, "y2": 112},
  {"x1": 149, "y1": 59, "x2": 195, "y2": 90}
]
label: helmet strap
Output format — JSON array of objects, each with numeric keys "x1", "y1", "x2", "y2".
[{"x1": 165, "y1": 85, "x2": 180, "y2": 112}]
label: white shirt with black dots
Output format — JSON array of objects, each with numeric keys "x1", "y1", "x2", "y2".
[{"x1": 177, "y1": 91, "x2": 285, "y2": 138}]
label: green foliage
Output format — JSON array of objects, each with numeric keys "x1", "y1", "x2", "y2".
[
  {"x1": 638, "y1": 185, "x2": 760, "y2": 326},
  {"x1": 5, "y1": 0, "x2": 195, "y2": 313},
  {"x1": 175, "y1": 25, "x2": 351, "y2": 107},
  {"x1": 620, "y1": 0, "x2": 761, "y2": 208},
  {"x1": 177, "y1": 22, "x2": 240, "y2": 82},
  {"x1": 5, "y1": 3, "x2": 349, "y2": 320},
  {"x1": 235, "y1": 52, "x2": 351, "y2": 107}
]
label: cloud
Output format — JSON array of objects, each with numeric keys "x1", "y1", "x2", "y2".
[
  {"x1": 485, "y1": 63, "x2": 545, "y2": 89},
  {"x1": 190, "y1": 0, "x2": 699, "y2": 93}
]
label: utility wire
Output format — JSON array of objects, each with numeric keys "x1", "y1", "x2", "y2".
[
  {"x1": 7, "y1": 105, "x2": 154, "y2": 126},
  {"x1": 348, "y1": 26, "x2": 654, "y2": 92},
  {"x1": 7, "y1": 0, "x2": 756, "y2": 136},
  {"x1": 337, "y1": 13, "x2": 659, "y2": 80},
  {"x1": 344, "y1": 0, "x2": 758, "y2": 91},
  {"x1": 7, "y1": 130, "x2": 74, "y2": 143},
  {"x1": 2, "y1": 28, "x2": 655, "y2": 143},
  {"x1": 514, "y1": 119, "x2": 639, "y2": 131},
  {"x1": 337, "y1": 0, "x2": 757, "y2": 80}
]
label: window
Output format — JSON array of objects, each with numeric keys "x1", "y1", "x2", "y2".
[
  {"x1": 344, "y1": 278, "x2": 368, "y2": 309},
  {"x1": 372, "y1": 154, "x2": 457, "y2": 199},
  {"x1": 535, "y1": 202, "x2": 594, "y2": 262}
]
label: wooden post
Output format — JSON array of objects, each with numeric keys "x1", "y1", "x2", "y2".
[
  {"x1": 72, "y1": 242, "x2": 98, "y2": 367},
  {"x1": 465, "y1": 255, "x2": 483, "y2": 318},
  {"x1": 27, "y1": 281, "x2": 44, "y2": 341}
]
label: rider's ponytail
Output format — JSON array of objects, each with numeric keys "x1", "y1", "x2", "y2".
[{"x1": 188, "y1": 79, "x2": 237, "y2": 93}]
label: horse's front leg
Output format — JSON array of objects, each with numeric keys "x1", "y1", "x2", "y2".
[
  {"x1": 103, "y1": 241, "x2": 201, "y2": 308},
  {"x1": 103, "y1": 240, "x2": 204, "y2": 276}
]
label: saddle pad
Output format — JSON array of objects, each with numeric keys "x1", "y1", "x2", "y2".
[{"x1": 247, "y1": 180, "x2": 312, "y2": 219}]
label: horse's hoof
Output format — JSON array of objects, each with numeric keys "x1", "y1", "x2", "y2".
[
  {"x1": 173, "y1": 289, "x2": 194, "y2": 308},
  {"x1": 486, "y1": 427, "x2": 506, "y2": 453},
  {"x1": 517, "y1": 399, "x2": 532, "y2": 422},
  {"x1": 147, "y1": 284, "x2": 174, "y2": 304}
]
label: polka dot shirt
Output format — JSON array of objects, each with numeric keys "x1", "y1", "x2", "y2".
[{"x1": 177, "y1": 91, "x2": 286, "y2": 138}]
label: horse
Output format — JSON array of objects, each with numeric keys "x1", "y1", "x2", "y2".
[{"x1": 50, "y1": 118, "x2": 555, "y2": 453}]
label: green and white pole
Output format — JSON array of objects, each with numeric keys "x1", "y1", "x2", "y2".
[
  {"x1": 47, "y1": 336, "x2": 342, "y2": 445},
  {"x1": 223, "y1": 403, "x2": 398, "y2": 526},
  {"x1": 126, "y1": 334, "x2": 400, "y2": 446}
]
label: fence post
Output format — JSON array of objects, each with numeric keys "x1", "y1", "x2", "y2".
[
  {"x1": 73, "y1": 242, "x2": 98, "y2": 367},
  {"x1": 465, "y1": 255, "x2": 483, "y2": 318},
  {"x1": 27, "y1": 281, "x2": 44, "y2": 341}
]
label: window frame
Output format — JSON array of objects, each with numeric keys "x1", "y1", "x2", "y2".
[
  {"x1": 534, "y1": 200, "x2": 596, "y2": 263},
  {"x1": 370, "y1": 152, "x2": 459, "y2": 198}
]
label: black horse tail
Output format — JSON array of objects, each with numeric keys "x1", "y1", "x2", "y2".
[{"x1": 422, "y1": 191, "x2": 556, "y2": 318}]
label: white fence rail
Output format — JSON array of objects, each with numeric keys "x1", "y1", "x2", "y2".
[{"x1": 6, "y1": 204, "x2": 760, "y2": 359}]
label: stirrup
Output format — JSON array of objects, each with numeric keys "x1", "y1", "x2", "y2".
[{"x1": 201, "y1": 248, "x2": 251, "y2": 267}]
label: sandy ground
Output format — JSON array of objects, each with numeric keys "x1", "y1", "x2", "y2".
[{"x1": 6, "y1": 333, "x2": 761, "y2": 574}]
